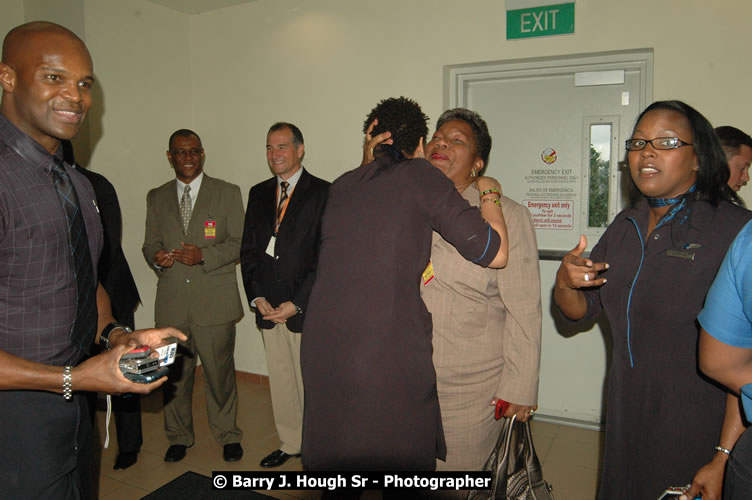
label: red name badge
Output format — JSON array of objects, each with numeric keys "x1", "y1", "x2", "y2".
[{"x1": 204, "y1": 220, "x2": 216, "y2": 239}]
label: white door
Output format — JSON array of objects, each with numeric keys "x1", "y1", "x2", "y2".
[{"x1": 445, "y1": 50, "x2": 653, "y2": 426}]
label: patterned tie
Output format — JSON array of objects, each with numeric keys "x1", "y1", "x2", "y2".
[
  {"x1": 51, "y1": 158, "x2": 97, "y2": 354},
  {"x1": 180, "y1": 184, "x2": 192, "y2": 234},
  {"x1": 277, "y1": 181, "x2": 289, "y2": 225}
]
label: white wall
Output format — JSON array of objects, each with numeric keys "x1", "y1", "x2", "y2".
[
  {"x1": 7, "y1": 0, "x2": 752, "y2": 421},
  {"x1": 1, "y1": 1, "x2": 25, "y2": 36},
  {"x1": 81, "y1": 0, "x2": 194, "y2": 351}
]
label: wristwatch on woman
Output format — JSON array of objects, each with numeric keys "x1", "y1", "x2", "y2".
[{"x1": 99, "y1": 322, "x2": 133, "y2": 350}]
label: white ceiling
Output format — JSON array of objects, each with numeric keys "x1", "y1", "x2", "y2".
[{"x1": 147, "y1": 0, "x2": 257, "y2": 15}]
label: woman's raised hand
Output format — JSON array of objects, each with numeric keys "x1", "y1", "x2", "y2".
[
  {"x1": 362, "y1": 119, "x2": 393, "y2": 165},
  {"x1": 556, "y1": 235, "x2": 608, "y2": 289}
]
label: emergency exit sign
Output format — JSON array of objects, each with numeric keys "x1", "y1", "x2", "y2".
[{"x1": 507, "y1": 2, "x2": 575, "y2": 40}]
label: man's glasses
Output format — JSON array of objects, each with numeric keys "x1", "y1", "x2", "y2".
[
  {"x1": 625, "y1": 137, "x2": 693, "y2": 151},
  {"x1": 171, "y1": 148, "x2": 203, "y2": 158}
]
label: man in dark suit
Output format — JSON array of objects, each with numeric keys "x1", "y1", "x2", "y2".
[
  {"x1": 143, "y1": 129, "x2": 245, "y2": 463},
  {"x1": 240, "y1": 122, "x2": 329, "y2": 468},
  {"x1": 64, "y1": 141, "x2": 143, "y2": 471}
]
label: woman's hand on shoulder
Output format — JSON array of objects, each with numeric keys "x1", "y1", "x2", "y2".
[
  {"x1": 556, "y1": 235, "x2": 608, "y2": 290},
  {"x1": 362, "y1": 119, "x2": 393, "y2": 166}
]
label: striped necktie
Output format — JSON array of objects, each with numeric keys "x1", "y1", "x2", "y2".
[
  {"x1": 180, "y1": 185, "x2": 192, "y2": 234},
  {"x1": 277, "y1": 181, "x2": 289, "y2": 225},
  {"x1": 51, "y1": 158, "x2": 97, "y2": 353}
]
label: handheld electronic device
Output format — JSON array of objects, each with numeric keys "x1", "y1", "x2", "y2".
[
  {"x1": 119, "y1": 345, "x2": 170, "y2": 383},
  {"x1": 121, "y1": 345, "x2": 151, "y2": 360},
  {"x1": 123, "y1": 366, "x2": 169, "y2": 384},
  {"x1": 657, "y1": 485, "x2": 700, "y2": 500}
]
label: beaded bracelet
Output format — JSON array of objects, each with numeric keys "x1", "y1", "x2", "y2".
[
  {"x1": 480, "y1": 189, "x2": 500, "y2": 197},
  {"x1": 715, "y1": 445, "x2": 732, "y2": 455},
  {"x1": 481, "y1": 198, "x2": 501, "y2": 206},
  {"x1": 62, "y1": 365, "x2": 73, "y2": 401}
]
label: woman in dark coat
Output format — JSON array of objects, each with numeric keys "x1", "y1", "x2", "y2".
[
  {"x1": 301, "y1": 97, "x2": 509, "y2": 471},
  {"x1": 554, "y1": 100, "x2": 751, "y2": 499}
]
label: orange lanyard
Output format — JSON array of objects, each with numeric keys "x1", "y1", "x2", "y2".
[{"x1": 275, "y1": 184, "x2": 295, "y2": 232}]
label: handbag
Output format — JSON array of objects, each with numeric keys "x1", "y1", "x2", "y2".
[{"x1": 467, "y1": 414, "x2": 556, "y2": 500}]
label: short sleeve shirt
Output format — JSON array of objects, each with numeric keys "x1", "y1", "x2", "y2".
[
  {"x1": 698, "y1": 219, "x2": 752, "y2": 348},
  {"x1": 0, "y1": 114, "x2": 103, "y2": 365}
]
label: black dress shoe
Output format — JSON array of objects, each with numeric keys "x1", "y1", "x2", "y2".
[
  {"x1": 260, "y1": 449, "x2": 300, "y2": 468},
  {"x1": 223, "y1": 443, "x2": 244, "y2": 462},
  {"x1": 113, "y1": 451, "x2": 138, "y2": 470},
  {"x1": 164, "y1": 444, "x2": 188, "y2": 462}
]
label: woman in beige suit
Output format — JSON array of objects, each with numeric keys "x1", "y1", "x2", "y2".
[
  {"x1": 422, "y1": 109, "x2": 542, "y2": 472},
  {"x1": 364, "y1": 108, "x2": 541, "y2": 472}
]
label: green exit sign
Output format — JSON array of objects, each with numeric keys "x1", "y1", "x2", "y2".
[{"x1": 507, "y1": 2, "x2": 575, "y2": 40}]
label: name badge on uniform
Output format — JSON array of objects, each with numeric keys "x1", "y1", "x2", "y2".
[
  {"x1": 665, "y1": 249, "x2": 695, "y2": 261},
  {"x1": 265, "y1": 235, "x2": 276, "y2": 257},
  {"x1": 204, "y1": 220, "x2": 216, "y2": 239},
  {"x1": 422, "y1": 260, "x2": 435, "y2": 286}
]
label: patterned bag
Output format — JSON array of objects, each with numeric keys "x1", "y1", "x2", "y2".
[{"x1": 468, "y1": 414, "x2": 555, "y2": 500}]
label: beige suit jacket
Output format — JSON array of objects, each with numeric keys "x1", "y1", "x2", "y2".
[
  {"x1": 142, "y1": 174, "x2": 245, "y2": 327},
  {"x1": 495, "y1": 195, "x2": 542, "y2": 404},
  {"x1": 425, "y1": 188, "x2": 541, "y2": 406}
]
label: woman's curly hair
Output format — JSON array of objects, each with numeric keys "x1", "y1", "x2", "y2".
[{"x1": 363, "y1": 97, "x2": 429, "y2": 158}]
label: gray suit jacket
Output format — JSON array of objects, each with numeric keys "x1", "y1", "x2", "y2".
[{"x1": 143, "y1": 174, "x2": 244, "y2": 327}]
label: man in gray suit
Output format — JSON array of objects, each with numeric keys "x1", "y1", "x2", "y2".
[{"x1": 143, "y1": 129, "x2": 245, "y2": 463}]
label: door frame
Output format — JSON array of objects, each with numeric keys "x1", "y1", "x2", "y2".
[
  {"x1": 443, "y1": 49, "x2": 653, "y2": 259},
  {"x1": 444, "y1": 49, "x2": 653, "y2": 112}
]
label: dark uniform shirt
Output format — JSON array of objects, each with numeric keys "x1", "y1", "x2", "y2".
[
  {"x1": 0, "y1": 114, "x2": 102, "y2": 365},
  {"x1": 301, "y1": 155, "x2": 500, "y2": 471},
  {"x1": 572, "y1": 196, "x2": 752, "y2": 499}
]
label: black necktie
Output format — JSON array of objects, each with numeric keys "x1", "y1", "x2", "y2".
[
  {"x1": 277, "y1": 181, "x2": 289, "y2": 225},
  {"x1": 51, "y1": 158, "x2": 97, "y2": 354}
]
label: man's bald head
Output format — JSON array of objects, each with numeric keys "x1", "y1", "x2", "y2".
[
  {"x1": 0, "y1": 21, "x2": 94, "y2": 153},
  {"x1": 2, "y1": 21, "x2": 87, "y2": 65}
]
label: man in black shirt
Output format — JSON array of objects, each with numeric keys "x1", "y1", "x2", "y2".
[{"x1": 0, "y1": 21, "x2": 183, "y2": 498}]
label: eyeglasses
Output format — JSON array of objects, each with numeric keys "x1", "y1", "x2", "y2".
[
  {"x1": 625, "y1": 137, "x2": 693, "y2": 151},
  {"x1": 171, "y1": 148, "x2": 203, "y2": 158}
]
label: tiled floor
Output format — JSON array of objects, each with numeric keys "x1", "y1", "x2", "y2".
[{"x1": 95, "y1": 372, "x2": 602, "y2": 499}]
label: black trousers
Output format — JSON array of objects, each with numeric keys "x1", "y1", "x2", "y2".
[
  {"x1": 0, "y1": 391, "x2": 93, "y2": 499},
  {"x1": 87, "y1": 310, "x2": 143, "y2": 454},
  {"x1": 725, "y1": 426, "x2": 752, "y2": 499},
  {"x1": 112, "y1": 393, "x2": 142, "y2": 453},
  {"x1": 86, "y1": 390, "x2": 142, "y2": 454}
]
